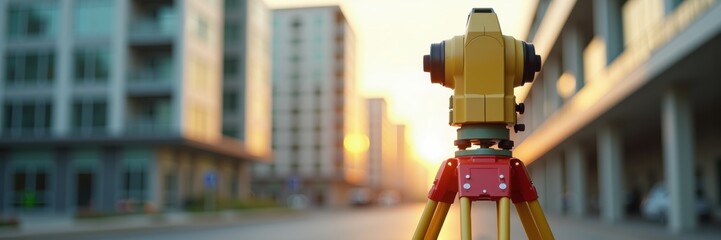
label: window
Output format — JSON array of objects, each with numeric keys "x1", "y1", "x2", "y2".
[
  {"x1": 72, "y1": 99, "x2": 107, "y2": 135},
  {"x1": 223, "y1": 91, "x2": 238, "y2": 113},
  {"x1": 224, "y1": 21, "x2": 242, "y2": 43},
  {"x1": 122, "y1": 168, "x2": 147, "y2": 203},
  {"x1": 222, "y1": 126, "x2": 238, "y2": 137},
  {"x1": 7, "y1": 2, "x2": 58, "y2": 40},
  {"x1": 3, "y1": 101, "x2": 52, "y2": 136},
  {"x1": 12, "y1": 169, "x2": 49, "y2": 209},
  {"x1": 74, "y1": 0, "x2": 114, "y2": 37},
  {"x1": 74, "y1": 48, "x2": 110, "y2": 84},
  {"x1": 5, "y1": 51, "x2": 55, "y2": 86},
  {"x1": 196, "y1": 17, "x2": 209, "y2": 42},
  {"x1": 224, "y1": 56, "x2": 242, "y2": 79},
  {"x1": 225, "y1": 0, "x2": 242, "y2": 10}
]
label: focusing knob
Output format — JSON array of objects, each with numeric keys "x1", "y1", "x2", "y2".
[
  {"x1": 514, "y1": 124, "x2": 526, "y2": 133},
  {"x1": 515, "y1": 103, "x2": 525, "y2": 114}
]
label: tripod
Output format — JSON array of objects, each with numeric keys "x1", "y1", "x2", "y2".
[{"x1": 411, "y1": 125, "x2": 554, "y2": 240}]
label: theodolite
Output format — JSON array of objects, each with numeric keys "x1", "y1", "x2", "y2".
[{"x1": 413, "y1": 8, "x2": 553, "y2": 240}]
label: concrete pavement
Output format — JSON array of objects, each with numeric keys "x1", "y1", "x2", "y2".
[{"x1": 3, "y1": 203, "x2": 721, "y2": 239}]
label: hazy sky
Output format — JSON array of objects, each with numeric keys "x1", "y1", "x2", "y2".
[{"x1": 265, "y1": 0, "x2": 538, "y2": 163}]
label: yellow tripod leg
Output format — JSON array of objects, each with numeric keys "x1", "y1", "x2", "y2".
[
  {"x1": 460, "y1": 197, "x2": 472, "y2": 240},
  {"x1": 497, "y1": 197, "x2": 510, "y2": 240},
  {"x1": 413, "y1": 200, "x2": 439, "y2": 240},
  {"x1": 514, "y1": 202, "x2": 542, "y2": 240},
  {"x1": 425, "y1": 202, "x2": 451, "y2": 240},
  {"x1": 528, "y1": 200, "x2": 554, "y2": 239}
]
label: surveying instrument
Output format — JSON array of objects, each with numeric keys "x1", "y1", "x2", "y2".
[{"x1": 412, "y1": 9, "x2": 553, "y2": 240}]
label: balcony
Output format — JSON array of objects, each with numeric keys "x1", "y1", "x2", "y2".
[
  {"x1": 125, "y1": 97, "x2": 173, "y2": 135},
  {"x1": 129, "y1": 1, "x2": 176, "y2": 44},
  {"x1": 127, "y1": 50, "x2": 173, "y2": 96}
]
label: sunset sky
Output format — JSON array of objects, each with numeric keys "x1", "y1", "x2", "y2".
[{"x1": 265, "y1": 0, "x2": 538, "y2": 164}]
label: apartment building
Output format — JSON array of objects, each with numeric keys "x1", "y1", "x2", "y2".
[{"x1": 515, "y1": 0, "x2": 721, "y2": 233}]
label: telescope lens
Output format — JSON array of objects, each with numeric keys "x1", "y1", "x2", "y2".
[
  {"x1": 522, "y1": 42, "x2": 542, "y2": 83},
  {"x1": 424, "y1": 41, "x2": 445, "y2": 85}
]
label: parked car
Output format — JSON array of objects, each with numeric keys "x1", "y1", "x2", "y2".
[
  {"x1": 349, "y1": 188, "x2": 373, "y2": 207},
  {"x1": 378, "y1": 190, "x2": 401, "y2": 207},
  {"x1": 641, "y1": 182, "x2": 712, "y2": 221}
]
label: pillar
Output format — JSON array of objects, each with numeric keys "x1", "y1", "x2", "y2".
[
  {"x1": 565, "y1": 144, "x2": 588, "y2": 217},
  {"x1": 593, "y1": 0, "x2": 625, "y2": 64},
  {"x1": 562, "y1": 24, "x2": 585, "y2": 91},
  {"x1": 661, "y1": 87, "x2": 696, "y2": 233},
  {"x1": 597, "y1": 124, "x2": 624, "y2": 223},
  {"x1": 531, "y1": 159, "x2": 547, "y2": 209},
  {"x1": 546, "y1": 154, "x2": 564, "y2": 214}
]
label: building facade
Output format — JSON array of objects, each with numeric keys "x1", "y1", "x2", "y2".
[
  {"x1": 515, "y1": 0, "x2": 721, "y2": 233},
  {"x1": 367, "y1": 98, "x2": 400, "y2": 194},
  {"x1": 253, "y1": 6, "x2": 366, "y2": 207},
  {"x1": 0, "y1": 0, "x2": 270, "y2": 216}
]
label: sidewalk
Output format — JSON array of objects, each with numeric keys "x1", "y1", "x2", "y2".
[
  {"x1": 0, "y1": 208, "x2": 303, "y2": 239},
  {"x1": 545, "y1": 213, "x2": 721, "y2": 240}
]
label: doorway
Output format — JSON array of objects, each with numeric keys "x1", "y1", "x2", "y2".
[{"x1": 76, "y1": 172, "x2": 94, "y2": 210}]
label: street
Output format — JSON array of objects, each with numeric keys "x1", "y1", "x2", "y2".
[{"x1": 9, "y1": 202, "x2": 720, "y2": 240}]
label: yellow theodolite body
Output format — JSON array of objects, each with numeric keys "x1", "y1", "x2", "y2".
[{"x1": 424, "y1": 9, "x2": 540, "y2": 127}]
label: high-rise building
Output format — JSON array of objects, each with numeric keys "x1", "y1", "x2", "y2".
[
  {"x1": 516, "y1": 0, "x2": 721, "y2": 233},
  {"x1": 367, "y1": 98, "x2": 400, "y2": 193},
  {"x1": 253, "y1": 6, "x2": 366, "y2": 207},
  {"x1": 0, "y1": 0, "x2": 270, "y2": 216},
  {"x1": 222, "y1": 0, "x2": 271, "y2": 159}
]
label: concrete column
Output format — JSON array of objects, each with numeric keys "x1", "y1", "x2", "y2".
[
  {"x1": 597, "y1": 124, "x2": 624, "y2": 223},
  {"x1": 661, "y1": 87, "x2": 697, "y2": 233},
  {"x1": 531, "y1": 160, "x2": 547, "y2": 209},
  {"x1": 238, "y1": 161, "x2": 252, "y2": 199},
  {"x1": 0, "y1": 1, "x2": 7, "y2": 136},
  {"x1": 54, "y1": 149, "x2": 69, "y2": 213},
  {"x1": 101, "y1": 147, "x2": 119, "y2": 211},
  {"x1": 546, "y1": 154, "x2": 564, "y2": 214},
  {"x1": 565, "y1": 144, "x2": 588, "y2": 217},
  {"x1": 53, "y1": 0, "x2": 72, "y2": 136},
  {"x1": 593, "y1": 0, "x2": 625, "y2": 64},
  {"x1": 562, "y1": 24, "x2": 585, "y2": 91},
  {"x1": 0, "y1": 151, "x2": 6, "y2": 215},
  {"x1": 543, "y1": 58, "x2": 561, "y2": 116},
  {"x1": 109, "y1": 0, "x2": 129, "y2": 135}
]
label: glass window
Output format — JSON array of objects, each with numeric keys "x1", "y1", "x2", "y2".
[
  {"x1": 74, "y1": 0, "x2": 114, "y2": 37},
  {"x1": 2, "y1": 101, "x2": 52, "y2": 136},
  {"x1": 224, "y1": 56, "x2": 239, "y2": 78},
  {"x1": 223, "y1": 91, "x2": 238, "y2": 112},
  {"x1": 72, "y1": 100, "x2": 107, "y2": 134},
  {"x1": 225, "y1": 0, "x2": 241, "y2": 10},
  {"x1": 74, "y1": 48, "x2": 111, "y2": 84},
  {"x1": 196, "y1": 17, "x2": 209, "y2": 42},
  {"x1": 224, "y1": 21, "x2": 242, "y2": 43},
  {"x1": 4, "y1": 51, "x2": 55, "y2": 86},
  {"x1": 7, "y1": 2, "x2": 58, "y2": 40}
]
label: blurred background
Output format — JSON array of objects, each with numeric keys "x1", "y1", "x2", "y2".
[{"x1": 0, "y1": 0, "x2": 721, "y2": 239}]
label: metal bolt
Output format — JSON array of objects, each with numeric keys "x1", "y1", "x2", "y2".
[
  {"x1": 463, "y1": 183, "x2": 471, "y2": 190},
  {"x1": 499, "y1": 183, "x2": 507, "y2": 190},
  {"x1": 465, "y1": 174, "x2": 471, "y2": 179},
  {"x1": 482, "y1": 189, "x2": 487, "y2": 194},
  {"x1": 499, "y1": 174, "x2": 505, "y2": 179}
]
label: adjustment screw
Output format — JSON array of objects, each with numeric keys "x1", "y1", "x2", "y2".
[
  {"x1": 515, "y1": 103, "x2": 525, "y2": 114},
  {"x1": 514, "y1": 124, "x2": 526, "y2": 133},
  {"x1": 463, "y1": 183, "x2": 471, "y2": 190},
  {"x1": 499, "y1": 183, "x2": 508, "y2": 190}
]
